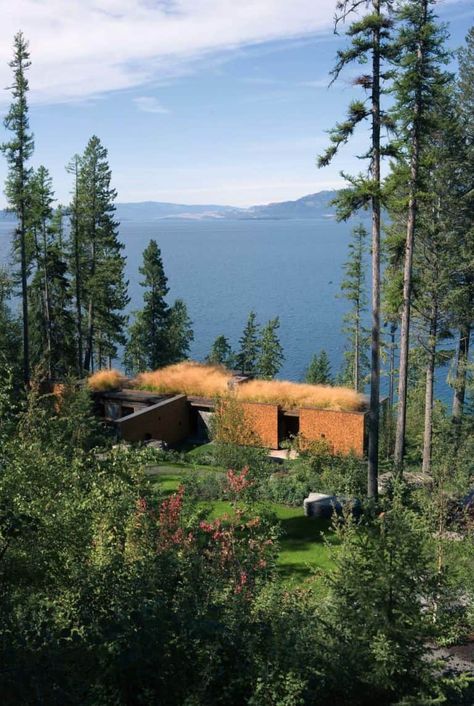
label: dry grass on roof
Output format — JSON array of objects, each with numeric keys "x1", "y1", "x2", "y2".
[
  {"x1": 236, "y1": 378, "x2": 366, "y2": 412},
  {"x1": 134, "y1": 361, "x2": 366, "y2": 412},
  {"x1": 135, "y1": 361, "x2": 232, "y2": 398},
  {"x1": 88, "y1": 368, "x2": 127, "y2": 391}
]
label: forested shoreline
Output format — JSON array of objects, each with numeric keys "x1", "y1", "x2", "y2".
[{"x1": 0, "y1": 1, "x2": 473, "y2": 704}]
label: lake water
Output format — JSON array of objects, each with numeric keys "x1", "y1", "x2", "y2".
[{"x1": 0, "y1": 215, "x2": 452, "y2": 401}]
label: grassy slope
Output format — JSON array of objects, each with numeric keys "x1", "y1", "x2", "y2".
[{"x1": 146, "y1": 464, "x2": 336, "y2": 584}]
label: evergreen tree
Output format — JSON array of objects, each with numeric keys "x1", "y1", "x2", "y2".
[
  {"x1": 340, "y1": 224, "x2": 369, "y2": 391},
  {"x1": 305, "y1": 351, "x2": 333, "y2": 385},
  {"x1": 124, "y1": 239, "x2": 170, "y2": 374},
  {"x1": 236, "y1": 311, "x2": 260, "y2": 375},
  {"x1": 73, "y1": 136, "x2": 129, "y2": 372},
  {"x1": 326, "y1": 496, "x2": 442, "y2": 702},
  {"x1": 450, "y1": 27, "x2": 474, "y2": 428},
  {"x1": 165, "y1": 299, "x2": 194, "y2": 365},
  {"x1": 0, "y1": 268, "x2": 21, "y2": 376},
  {"x1": 1, "y1": 32, "x2": 34, "y2": 386},
  {"x1": 27, "y1": 166, "x2": 75, "y2": 379},
  {"x1": 124, "y1": 241, "x2": 192, "y2": 373},
  {"x1": 318, "y1": 0, "x2": 395, "y2": 498},
  {"x1": 391, "y1": 0, "x2": 450, "y2": 471},
  {"x1": 257, "y1": 317, "x2": 284, "y2": 379},
  {"x1": 66, "y1": 155, "x2": 85, "y2": 376},
  {"x1": 206, "y1": 335, "x2": 234, "y2": 368}
]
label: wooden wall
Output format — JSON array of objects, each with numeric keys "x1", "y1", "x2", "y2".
[
  {"x1": 116, "y1": 394, "x2": 190, "y2": 445},
  {"x1": 299, "y1": 408, "x2": 367, "y2": 457}
]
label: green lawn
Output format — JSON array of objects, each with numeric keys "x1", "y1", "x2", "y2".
[{"x1": 145, "y1": 466, "x2": 336, "y2": 583}]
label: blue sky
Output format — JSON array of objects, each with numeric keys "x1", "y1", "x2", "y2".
[{"x1": 0, "y1": 0, "x2": 472, "y2": 207}]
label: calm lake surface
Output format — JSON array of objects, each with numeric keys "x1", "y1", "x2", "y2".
[{"x1": 1, "y1": 216, "x2": 361, "y2": 382}]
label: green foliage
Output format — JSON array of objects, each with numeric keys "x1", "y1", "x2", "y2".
[
  {"x1": 0, "y1": 269, "x2": 21, "y2": 377},
  {"x1": 323, "y1": 495, "x2": 443, "y2": 704},
  {"x1": 305, "y1": 350, "x2": 332, "y2": 385},
  {"x1": 236, "y1": 310, "x2": 260, "y2": 375},
  {"x1": 1, "y1": 31, "x2": 35, "y2": 385},
  {"x1": 71, "y1": 135, "x2": 129, "y2": 372},
  {"x1": 257, "y1": 316, "x2": 284, "y2": 379},
  {"x1": 166, "y1": 298, "x2": 194, "y2": 364},
  {"x1": 28, "y1": 166, "x2": 76, "y2": 378},
  {"x1": 206, "y1": 334, "x2": 235, "y2": 368},
  {"x1": 339, "y1": 223, "x2": 370, "y2": 391},
  {"x1": 1, "y1": 32, "x2": 34, "y2": 210},
  {"x1": 124, "y1": 240, "x2": 193, "y2": 373}
]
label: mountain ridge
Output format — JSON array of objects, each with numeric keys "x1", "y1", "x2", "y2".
[{"x1": 115, "y1": 190, "x2": 340, "y2": 222}]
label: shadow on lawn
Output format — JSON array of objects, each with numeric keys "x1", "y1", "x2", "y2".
[{"x1": 279, "y1": 515, "x2": 337, "y2": 546}]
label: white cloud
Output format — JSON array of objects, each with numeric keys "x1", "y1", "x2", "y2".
[
  {"x1": 0, "y1": 0, "x2": 340, "y2": 104},
  {"x1": 133, "y1": 96, "x2": 169, "y2": 113}
]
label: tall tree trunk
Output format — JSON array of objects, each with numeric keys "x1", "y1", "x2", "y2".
[
  {"x1": 452, "y1": 322, "x2": 471, "y2": 425},
  {"x1": 41, "y1": 221, "x2": 52, "y2": 380},
  {"x1": 367, "y1": 0, "x2": 381, "y2": 500},
  {"x1": 422, "y1": 310, "x2": 437, "y2": 475},
  {"x1": 83, "y1": 212, "x2": 96, "y2": 373},
  {"x1": 19, "y1": 214, "x2": 29, "y2": 387},
  {"x1": 354, "y1": 313, "x2": 360, "y2": 392},
  {"x1": 72, "y1": 158, "x2": 83, "y2": 377},
  {"x1": 394, "y1": 1, "x2": 426, "y2": 473}
]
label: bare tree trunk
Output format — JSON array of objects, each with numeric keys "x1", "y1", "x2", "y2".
[
  {"x1": 41, "y1": 221, "x2": 52, "y2": 380},
  {"x1": 394, "y1": 1, "x2": 427, "y2": 473},
  {"x1": 452, "y1": 322, "x2": 471, "y2": 425},
  {"x1": 394, "y1": 182, "x2": 418, "y2": 471},
  {"x1": 422, "y1": 311, "x2": 437, "y2": 475},
  {"x1": 19, "y1": 216, "x2": 29, "y2": 387},
  {"x1": 367, "y1": 0, "x2": 381, "y2": 500},
  {"x1": 72, "y1": 157, "x2": 83, "y2": 377},
  {"x1": 354, "y1": 318, "x2": 360, "y2": 392}
]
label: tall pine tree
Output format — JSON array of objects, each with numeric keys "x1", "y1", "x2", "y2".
[
  {"x1": 318, "y1": 0, "x2": 395, "y2": 498},
  {"x1": 124, "y1": 239, "x2": 194, "y2": 374},
  {"x1": 340, "y1": 224, "x2": 369, "y2": 391},
  {"x1": 1, "y1": 32, "x2": 34, "y2": 386},
  {"x1": 257, "y1": 317, "x2": 284, "y2": 379},
  {"x1": 391, "y1": 0, "x2": 450, "y2": 470},
  {"x1": 70, "y1": 136, "x2": 129, "y2": 372},
  {"x1": 28, "y1": 166, "x2": 75, "y2": 379},
  {"x1": 236, "y1": 311, "x2": 260, "y2": 376},
  {"x1": 450, "y1": 27, "x2": 474, "y2": 428}
]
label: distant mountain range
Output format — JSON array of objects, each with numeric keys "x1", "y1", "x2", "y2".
[
  {"x1": 1, "y1": 190, "x2": 363, "y2": 223},
  {"x1": 115, "y1": 190, "x2": 340, "y2": 222}
]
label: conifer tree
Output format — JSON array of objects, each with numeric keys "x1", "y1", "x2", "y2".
[
  {"x1": 1, "y1": 32, "x2": 34, "y2": 386},
  {"x1": 206, "y1": 335, "x2": 234, "y2": 368},
  {"x1": 74, "y1": 136, "x2": 129, "y2": 372},
  {"x1": 165, "y1": 299, "x2": 194, "y2": 365},
  {"x1": 318, "y1": 0, "x2": 395, "y2": 498},
  {"x1": 305, "y1": 351, "x2": 333, "y2": 385},
  {"x1": 0, "y1": 268, "x2": 21, "y2": 375},
  {"x1": 236, "y1": 311, "x2": 260, "y2": 376},
  {"x1": 257, "y1": 317, "x2": 284, "y2": 379},
  {"x1": 67, "y1": 155, "x2": 85, "y2": 376},
  {"x1": 124, "y1": 239, "x2": 170, "y2": 374},
  {"x1": 391, "y1": 0, "x2": 450, "y2": 470},
  {"x1": 340, "y1": 224, "x2": 369, "y2": 391},
  {"x1": 28, "y1": 166, "x2": 75, "y2": 378},
  {"x1": 450, "y1": 27, "x2": 474, "y2": 427}
]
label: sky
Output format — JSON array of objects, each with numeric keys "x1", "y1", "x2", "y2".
[{"x1": 0, "y1": 0, "x2": 472, "y2": 208}]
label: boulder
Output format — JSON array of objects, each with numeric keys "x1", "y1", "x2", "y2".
[{"x1": 303, "y1": 492, "x2": 361, "y2": 518}]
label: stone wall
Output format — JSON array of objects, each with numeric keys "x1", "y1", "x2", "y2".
[
  {"x1": 116, "y1": 394, "x2": 190, "y2": 445},
  {"x1": 299, "y1": 408, "x2": 367, "y2": 457}
]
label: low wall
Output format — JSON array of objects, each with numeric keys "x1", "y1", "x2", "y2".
[
  {"x1": 116, "y1": 394, "x2": 190, "y2": 445},
  {"x1": 241, "y1": 401, "x2": 279, "y2": 449},
  {"x1": 299, "y1": 408, "x2": 367, "y2": 457}
]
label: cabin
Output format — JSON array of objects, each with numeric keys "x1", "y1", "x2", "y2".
[{"x1": 92, "y1": 365, "x2": 375, "y2": 457}]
